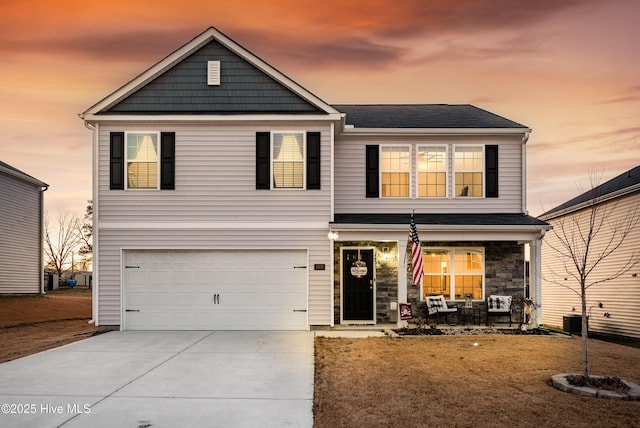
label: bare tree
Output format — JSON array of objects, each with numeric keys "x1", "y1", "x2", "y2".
[
  {"x1": 76, "y1": 200, "x2": 93, "y2": 269},
  {"x1": 543, "y1": 171, "x2": 640, "y2": 377},
  {"x1": 44, "y1": 210, "x2": 82, "y2": 277}
]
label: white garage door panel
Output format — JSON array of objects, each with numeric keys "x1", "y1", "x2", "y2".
[{"x1": 124, "y1": 250, "x2": 308, "y2": 330}]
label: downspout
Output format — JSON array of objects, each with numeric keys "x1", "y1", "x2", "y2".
[
  {"x1": 83, "y1": 119, "x2": 97, "y2": 325},
  {"x1": 329, "y1": 122, "x2": 335, "y2": 326},
  {"x1": 40, "y1": 184, "x2": 49, "y2": 294},
  {"x1": 521, "y1": 131, "x2": 530, "y2": 215}
]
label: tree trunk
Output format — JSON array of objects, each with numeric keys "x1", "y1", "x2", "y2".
[{"x1": 581, "y1": 281, "x2": 589, "y2": 377}]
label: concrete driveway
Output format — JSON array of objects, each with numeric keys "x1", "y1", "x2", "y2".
[{"x1": 0, "y1": 331, "x2": 314, "y2": 427}]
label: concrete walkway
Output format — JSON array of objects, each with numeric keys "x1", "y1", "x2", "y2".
[{"x1": 0, "y1": 331, "x2": 314, "y2": 427}]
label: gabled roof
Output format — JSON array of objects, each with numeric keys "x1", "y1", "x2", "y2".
[
  {"x1": 81, "y1": 27, "x2": 340, "y2": 119},
  {"x1": 333, "y1": 104, "x2": 528, "y2": 129},
  {"x1": 539, "y1": 166, "x2": 640, "y2": 220},
  {"x1": 0, "y1": 160, "x2": 48, "y2": 188}
]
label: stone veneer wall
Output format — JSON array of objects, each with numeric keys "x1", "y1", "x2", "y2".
[
  {"x1": 405, "y1": 241, "x2": 525, "y2": 324},
  {"x1": 333, "y1": 242, "x2": 399, "y2": 324},
  {"x1": 333, "y1": 241, "x2": 525, "y2": 325}
]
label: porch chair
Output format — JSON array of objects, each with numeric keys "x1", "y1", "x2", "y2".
[
  {"x1": 426, "y1": 295, "x2": 459, "y2": 325},
  {"x1": 486, "y1": 295, "x2": 513, "y2": 326}
]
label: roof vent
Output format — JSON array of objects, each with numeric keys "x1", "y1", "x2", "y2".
[{"x1": 207, "y1": 61, "x2": 220, "y2": 86}]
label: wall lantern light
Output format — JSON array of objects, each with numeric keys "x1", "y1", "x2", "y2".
[{"x1": 327, "y1": 231, "x2": 339, "y2": 241}]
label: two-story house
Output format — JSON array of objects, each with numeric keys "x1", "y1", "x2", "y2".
[{"x1": 80, "y1": 27, "x2": 550, "y2": 331}]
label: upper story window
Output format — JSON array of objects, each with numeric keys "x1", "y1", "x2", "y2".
[
  {"x1": 417, "y1": 146, "x2": 447, "y2": 197},
  {"x1": 272, "y1": 132, "x2": 305, "y2": 189},
  {"x1": 126, "y1": 132, "x2": 159, "y2": 189},
  {"x1": 454, "y1": 145, "x2": 483, "y2": 197},
  {"x1": 380, "y1": 146, "x2": 410, "y2": 197},
  {"x1": 366, "y1": 143, "x2": 497, "y2": 199}
]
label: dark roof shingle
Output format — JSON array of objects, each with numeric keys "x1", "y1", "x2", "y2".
[
  {"x1": 332, "y1": 213, "x2": 548, "y2": 227},
  {"x1": 540, "y1": 166, "x2": 640, "y2": 218},
  {"x1": 332, "y1": 104, "x2": 528, "y2": 129}
]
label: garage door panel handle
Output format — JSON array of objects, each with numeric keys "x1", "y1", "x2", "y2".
[
  {"x1": 126, "y1": 309, "x2": 140, "y2": 312},
  {"x1": 293, "y1": 309, "x2": 307, "y2": 312}
]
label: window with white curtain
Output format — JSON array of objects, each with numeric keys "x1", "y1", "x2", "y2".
[
  {"x1": 272, "y1": 132, "x2": 305, "y2": 188},
  {"x1": 126, "y1": 132, "x2": 159, "y2": 189}
]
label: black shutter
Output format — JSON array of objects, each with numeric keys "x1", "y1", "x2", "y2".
[
  {"x1": 109, "y1": 132, "x2": 124, "y2": 190},
  {"x1": 366, "y1": 145, "x2": 379, "y2": 198},
  {"x1": 306, "y1": 132, "x2": 321, "y2": 190},
  {"x1": 485, "y1": 145, "x2": 499, "y2": 198},
  {"x1": 256, "y1": 132, "x2": 270, "y2": 189},
  {"x1": 160, "y1": 132, "x2": 175, "y2": 190}
]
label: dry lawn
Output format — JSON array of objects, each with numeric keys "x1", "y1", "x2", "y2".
[
  {"x1": 314, "y1": 335, "x2": 640, "y2": 428},
  {"x1": 0, "y1": 288, "x2": 96, "y2": 363}
]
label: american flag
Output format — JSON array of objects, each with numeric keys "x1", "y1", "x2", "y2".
[{"x1": 409, "y1": 213, "x2": 424, "y2": 286}]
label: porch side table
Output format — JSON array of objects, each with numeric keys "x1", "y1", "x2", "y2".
[{"x1": 462, "y1": 307, "x2": 481, "y2": 325}]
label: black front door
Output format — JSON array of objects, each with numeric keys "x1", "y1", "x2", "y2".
[{"x1": 342, "y1": 248, "x2": 374, "y2": 321}]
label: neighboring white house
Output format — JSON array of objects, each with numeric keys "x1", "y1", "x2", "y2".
[
  {"x1": 540, "y1": 166, "x2": 640, "y2": 338},
  {"x1": 80, "y1": 27, "x2": 550, "y2": 331},
  {"x1": 0, "y1": 160, "x2": 48, "y2": 294}
]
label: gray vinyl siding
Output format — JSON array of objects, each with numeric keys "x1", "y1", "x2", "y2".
[
  {"x1": 107, "y1": 39, "x2": 321, "y2": 114},
  {"x1": 0, "y1": 173, "x2": 43, "y2": 293},
  {"x1": 96, "y1": 228, "x2": 332, "y2": 326},
  {"x1": 541, "y1": 192, "x2": 640, "y2": 338},
  {"x1": 95, "y1": 120, "x2": 334, "y2": 326},
  {"x1": 98, "y1": 121, "x2": 332, "y2": 223},
  {"x1": 334, "y1": 134, "x2": 524, "y2": 214}
]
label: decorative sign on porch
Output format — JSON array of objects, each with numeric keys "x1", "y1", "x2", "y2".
[
  {"x1": 350, "y1": 247, "x2": 368, "y2": 278},
  {"x1": 350, "y1": 260, "x2": 368, "y2": 278},
  {"x1": 399, "y1": 303, "x2": 413, "y2": 320}
]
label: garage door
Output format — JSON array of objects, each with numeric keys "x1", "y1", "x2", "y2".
[{"x1": 123, "y1": 250, "x2": 308, "y2": 330}]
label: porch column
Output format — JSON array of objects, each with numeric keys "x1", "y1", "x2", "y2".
[
  {"x1": 529, "y1": 236, "x2": 543, "y2": 326},
  {"x1": 397, "y1": 235, "x2": 409, "y2": 328}
]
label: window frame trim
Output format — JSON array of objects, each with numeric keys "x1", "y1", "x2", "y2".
[
  {"x1": 452, "y1": 144, "x2": 485, "y2": 198},
  {"x1": 379, "y1": 144, "x2": 412, "y2": 198},
  {"x1": 421, "y1": 246, "x2": 485, "y2": 302},
  {"x1": 270, "y1": 130, "x2": 307, "y2": 190},
  {"x1": 124, "y1": 131, "x2": 161, "y2": 191}
]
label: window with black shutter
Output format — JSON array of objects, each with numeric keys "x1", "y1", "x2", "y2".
[
  {"x1": 110, "y1": 132, "x2": 125, "y2": 190},
  {"x1": 485, "y1": 145, "x2": 498, "y2": 198},
  {"x1": 160, "y1": 132, "x2": 175, "y2": 190},
  {"x1": 256, "y1": 132, "x2": 270, "y2": 189},
  {"x1": 366, "y1": 145, "x2": 380, "y2": 198},
  {"x1": 306, "y1": 132, "x2": 321, "y2": 190}
]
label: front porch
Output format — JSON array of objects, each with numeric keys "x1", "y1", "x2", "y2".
[{"x1": 330, "y1": 238, "x2": 539, "y2": 329}]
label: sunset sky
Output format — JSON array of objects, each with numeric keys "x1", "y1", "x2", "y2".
[{"x1": 1, "y1": 0, "x2": 639, "y2": 217}]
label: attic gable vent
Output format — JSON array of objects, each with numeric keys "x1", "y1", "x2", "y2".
[{"x1": 207, "y1": 61, "x2": 220, "y2": 86}]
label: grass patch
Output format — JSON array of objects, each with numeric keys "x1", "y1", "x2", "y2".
[{"x1": 313, "y1": 335, "x2": 640, "y2": 427}]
